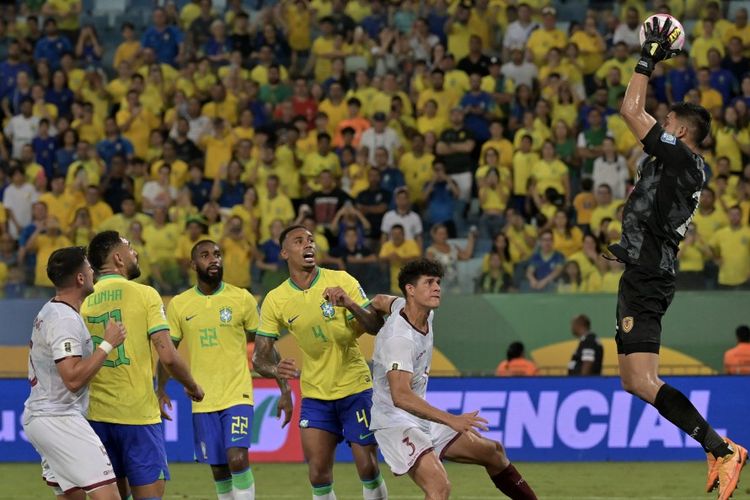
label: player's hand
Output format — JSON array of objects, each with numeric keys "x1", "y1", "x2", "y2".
[
  {"x1": 641, "y1": 16, "x2": 680, "y2": 63},
  {"x1": 276, "y1": 358, "x2": 300, "y2": 379},
  {"x1": 185, "y1": 383, "x2": 205, "y2": 402},
  {"x1": 157, "y1": 389, "x2": 173, "y2": 421},
  {"x1": 447, "y1": 410, "x2": 489, "y2": 434},
  {"x1": 103, "y1": 321, "x2": 126, "y2": 348},
  {"x1": 277, "y1": 391, "x2": 293, "y2": 428},
  {"x1": 323, "y1": 287, "x2": 354, "y2": 309}
]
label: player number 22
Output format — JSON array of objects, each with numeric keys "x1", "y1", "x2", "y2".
[
  {"x1": 231, "y1": 416, "x2": 249, "y2": 435},
  {"x1": 88, "y1": 309, "x2": 130, "y2": 368}
]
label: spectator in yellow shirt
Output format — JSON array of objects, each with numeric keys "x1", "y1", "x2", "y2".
[
  {"x1": 695, "y1": 67, "x2": 724, "y2": 111},
  {"x1": 691, "y1": 19, "x2": 726, "y2": 70},
  {"x1": 723, "y1": 8, "x2": 750, "y2": 47},
  {"x1": 594, "y1": 42, "x2": 636, "y2": 87},
  {"x1": 526, "y1": 6, "x2": 568, "y2": 66},
  {"x1": 318, "y1": 82, "x2": 348, "y2": 135},
  {"x1": 81, "y1": 185, "x2": 113, "y2": 229},
  {"x1": 417, "y1": 69, "x2": 460, "y2": 122},
  {"x1": 199, "y1": 118, "x2": 236, "y2": 180},
  {"x1": 589, "y1": 184, "x2": 621, "y2": 237},
  {"x1": 379, "y1": 223, "x2": 422, "y2": 294},
  {"x1": 399, "y1": 134, "x2": 435, "y2": 205},
  {"x1": 306, "y1": 16, "x2": 337, "y2": 82},
  {"x1": 535, "y1": 140, "x2": 571, "y2": 204},
  {"x1": 201, "y1": 83, "x2": 238, "y2": 125},
  {"x1": 113, "y1": 22, "x2": 141, "y2": 69},
  {"x1": 710, "y1": 206, "x2": 750, "y2": 288},
  {"x1": 446, "y1": 2, "x2": 472, "y2": 61},
  {"x1": 478, "y1": 167, "x2": 509, "y2": 240},
  {"x1": 24, "y1": 215, "x2": 73, "y2": 288},
  {"x1": 116, "y1": 90, "x2": 160, "y2": 158},
  {"x1": 416, "y1": 99, "x2": 448, "y2": 136}
]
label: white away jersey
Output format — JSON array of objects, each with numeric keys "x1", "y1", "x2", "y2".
[
  {"x1": 370, "y1": 298, "x2": 434, "y2": 431},
  {"x1": 24, "y1": 300, "x2": 94, "y2": 417}
]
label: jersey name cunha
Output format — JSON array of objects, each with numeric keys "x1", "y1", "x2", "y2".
[
  {"x1": 168, "y1": 282, "x2": 259, "y2": 412},
  {"x1": 81, "y1": 274, "x2": 169, "y2": 425},
  {"x1": 258, "y1": 267, "x2": 372, "y2": 400}
]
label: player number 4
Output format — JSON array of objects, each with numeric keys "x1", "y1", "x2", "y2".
[
  {"x1": 88, "y1": 309, "x2": 130, "y2": 368},
  {"x1": 355, "y1": 409, "x2": 369, "y2": 428}
]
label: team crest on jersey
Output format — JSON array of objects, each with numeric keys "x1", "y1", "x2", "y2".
[
  {"x1": 219, "y1": 306, "x2": 233, "y2": 323},
  {"x1": 622, "y1": 316, "x2": 634, "y2": 333},
  {"x1": 660, "y1": 132, "x2": 676, "y2": 145},
  {"x1": 320, "y1": 301, "x2": 335, "y2": 320}
]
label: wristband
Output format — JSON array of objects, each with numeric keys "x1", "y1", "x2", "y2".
[
  {"x1": 98, "y1": 341, "x2": 114, "y2": 355},
  {"x1": 635, "y1": 57, "x2": 654, "y2": 77}
]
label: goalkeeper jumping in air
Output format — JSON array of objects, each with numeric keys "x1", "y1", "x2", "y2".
[{"x1": 612, "y1": 16, "x2": 746, "y2": 500}]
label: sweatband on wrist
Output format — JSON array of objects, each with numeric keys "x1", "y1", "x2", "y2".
[
  {"x1": 98, "y1": 341, "x2": 114, "y2": 354},
  {"x1": 635, "y1": 58, "x2": 654, "y2": 77}
]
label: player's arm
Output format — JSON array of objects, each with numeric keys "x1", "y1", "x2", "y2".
[
  {"x1": 253, "y1": 335, "x2": 294, "y2": 427},
  {"x1": 152, "y1": 330, "x2": 203, "y2": 402},
  {"x1": 323, "y1": 278, "x2": 384, "y2": 335},
  {"x1": 622, "y1": 17, "x2": 679, "y2": 141},
  {"x1": 370, "y1": 294, "x2": 399, "y2": 316},
  {"x1": 56, "y1": 320, "x2": 126, "y2": 393}
]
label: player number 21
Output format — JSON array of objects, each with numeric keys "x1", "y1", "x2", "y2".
[
  {"x1": 88, "y1": 309, "x2": 130, "y2": 368},
  {"x1": 231, "y1": 416, "x2": 248, "y2": 435}
]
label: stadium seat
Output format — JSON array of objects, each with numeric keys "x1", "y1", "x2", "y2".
[
  {"x1": 92, "y1": 0, "x2": 129, "y2": 28},
  {"x1": 728, "y1": 1, "x2": 750, "y2": 18},
  {"x1": 456, "y1": 257, "x2": 484, "y2": 294}
]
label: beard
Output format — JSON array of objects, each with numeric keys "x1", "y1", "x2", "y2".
[
  {"x1": 126, "y1": 260, "x2": 141, "y2": 280},
  {"x1": 197, "y1": 266, "x2": 223, "y2": 287}
]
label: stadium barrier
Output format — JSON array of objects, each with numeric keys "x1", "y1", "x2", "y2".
[{"x1": 2, "y1": 376, "x2": 748, "y2": 463}]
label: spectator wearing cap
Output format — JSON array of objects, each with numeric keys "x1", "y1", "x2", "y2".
[
  {"x1": 526, "y1": 6, "x2": 568, "y2": 67},
  {"x1": 724, "y1": 325, "x2": 750, "y2": 374},
  {"x1": 501, "y1": 48, "x2": 538, "y2": 89},
  {"x1": 436, "y1": 107, "x2": 475, "y2": 202},
  {"x1": 445, "y1": 1, "x2": 473, "y2": 61},
  {"x1": 496, "y1": 342, "x2": 539, "y2": 376},
  {"x1": 33, "y1": 18, "x2": 72, "y2": 71},
  {"x1": 359, "y1": 111, "x2": 401, "y2": 166},
  {"x1": 502, "y1": 3, "x2": 537, "y2": 59},
  {"x1": 141, "y1": 8, "x2": 184, "y2": 67},
  {"x1": 333, "y1": 98, "x2": 370, "y2": 148},
  {"x1": 457, "y1": 34, "x2": 491, "y2": 77}
]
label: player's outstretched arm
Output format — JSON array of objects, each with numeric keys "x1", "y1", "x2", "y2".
[
  {"x1": 323, "y1": 286, "x2": 385, "y2": 334},
  {"x1": 622, "y1": 16, "x2": 678, "y2": 140},
  {"x1": 253, "y1": 336, "x2": 293, "y2": 427},
  {"x1": 388, "y1": 370, "x2": 489, "y2": 434},
  {"x1": 57, "y1": 320, "x2": 127, "y2": 393},
  {"x1": 370, "y1": 294, "x2": 399, "y2": 315},
  {"x1": 151, "y1": 330, "x2": 204, "y2": 402}
]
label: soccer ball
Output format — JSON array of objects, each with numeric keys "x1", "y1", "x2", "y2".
[{"x1": 638, "y1": 14, "x2": 686, "y2": 51}]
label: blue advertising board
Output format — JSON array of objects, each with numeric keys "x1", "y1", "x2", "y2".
[{"x1": 2, "y1": 376, "x2": 749, "y2": 462}]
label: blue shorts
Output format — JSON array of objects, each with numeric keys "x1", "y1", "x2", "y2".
[
  {"x1": 299, "y1": 389, "x2": 376, "y2": 446},
  {"x1": 192, "y1": 405, "x2": 254, "y2": 465},
  {"x1": 88, "y1": 421, "x2": 170, "y2": 487}
]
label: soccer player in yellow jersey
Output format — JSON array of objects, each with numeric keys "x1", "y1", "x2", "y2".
[
  {"x1": 254, "y1": 225, "x2": 389, "y2": 500},
  {"x1": 82, "y1": 230, "x2": 204, "y2": 500},
  {"x1": 161, "y1": 240, "x2": 292, "y2": 500}
]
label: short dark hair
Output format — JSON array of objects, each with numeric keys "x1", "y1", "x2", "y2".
[
  {"x1": 47, "y1": 246, "x2": 87, "y2": 288},
  {"x1": 574, "y1": 314, "x2": 591, "y2": 330},
  {"x1": 190, "y1": 239, "x2": 217, "y2": 260},
  {"x1": 279, "y1": 224, "x2": 308, "y2": 246},
  {"x1": 671, "y1": 102, "x2": 711, "y2": 144},
  {"x1": 88, "y1": 231, "x2": 122, "y2": 272},
  {"x1": 737, "y1": 325, "x2": 750, "y2": 343},
  {"x1": 398, "y1": 258, "x2": 444, "y2": 296},
  {"x1": 507, "y1": 341, "x2": 525, "y2": 361}
]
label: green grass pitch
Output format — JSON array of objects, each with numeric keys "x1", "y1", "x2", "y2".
[{"x1": 1, "y1": 461, "x2": 747, "y2": 499}]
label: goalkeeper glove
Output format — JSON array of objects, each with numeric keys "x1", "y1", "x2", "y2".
[{"x1": 635, "y1": 16, "x2": 681, "y2": 77}]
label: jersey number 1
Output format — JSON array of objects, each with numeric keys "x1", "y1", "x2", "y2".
[{"x1": 88, "y1": 309, "x2": 130, "y2": 368}]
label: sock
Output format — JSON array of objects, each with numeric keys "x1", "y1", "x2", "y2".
[
  {"x1": 653, "y1": 384, "x2": 732, "y2": 458},
  {"x1": 232, "y1": 467, "x2": 255, "y2": 500},
  {"x1": 312, "y1": 482, "x2": 337, "y2": 500},
  {"x1": 491, "y1": 464, "x2": 538, "y2": 500},
  {"x1": 215, "y1": 477, "x2": 233, "y2": 500},
  {"x1": 361, "y1": 473, "x2": 388, "y2": 500}
]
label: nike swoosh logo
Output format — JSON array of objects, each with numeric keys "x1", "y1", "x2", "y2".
[
  {"x1": 359, "y1": 432, "x2": 374, "y2": 440},
  {"x1": 231, "y1": 436, "x2": 245, "y2": 442},
  {"x1": 288, "y1": 315, "x2": 300, "y2": 325},
  {"x1": 186, "y1": 315, "x2": 197, "y2": 322}
]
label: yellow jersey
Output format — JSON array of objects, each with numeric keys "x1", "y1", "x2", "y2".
[
  {"x1": 399, "y1": 152, "x2": 435, "y2": 203},
  {"x1": 168, "y1": 282, "x2": 259, "y2": 412},
  {"x1": 83, "y1": 274, "x2": 169, "y2": 425},
  {"x1": 709, "y1": 226, "x2": 750, "y2": 286},
  {"x1": 220, "y1": 237, "x2": 253, "y2": 289},
  {"x1": 257, "y1": 268, "x2": 372, "y2": 400},
  {"x1": 33, "y1": 234, "x2": 72, "y2": 287}
]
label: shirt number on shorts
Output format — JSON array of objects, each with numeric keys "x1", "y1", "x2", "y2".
[
  {"x1": 231, "y1": 416, "x2": 248, "y2": 435},
  {"x1": 199, "y1": 327, "x2": 219, "y2": 348},
  {"x1": 355, "y1": 409, "x2": 369, "y2": 428},
  {"x1": 88, "y1": 309, "x2": 130, "y2": 367},
  {"x1": 402, "y1": 436, "x2": 416, "y2": 456}
]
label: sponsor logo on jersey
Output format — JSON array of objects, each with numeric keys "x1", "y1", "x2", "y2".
[
  {"x1": 63, "y1": 341, "x2": 71, "y2": 353},
  {"x1": 219, "y1": 307, "x2": 232, "y2": 324}
]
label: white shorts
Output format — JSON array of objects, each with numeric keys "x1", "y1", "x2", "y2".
[
  {"x1": 374, "y1": 422, "x2": 460, "y2": 476},
  {"x1": 23, "y1": 413, "x2": 115, "y2": 495}
]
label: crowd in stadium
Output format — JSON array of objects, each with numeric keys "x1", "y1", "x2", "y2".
[{"x1": 0, "y1": 0, "x2": 749, "y2": 299}]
